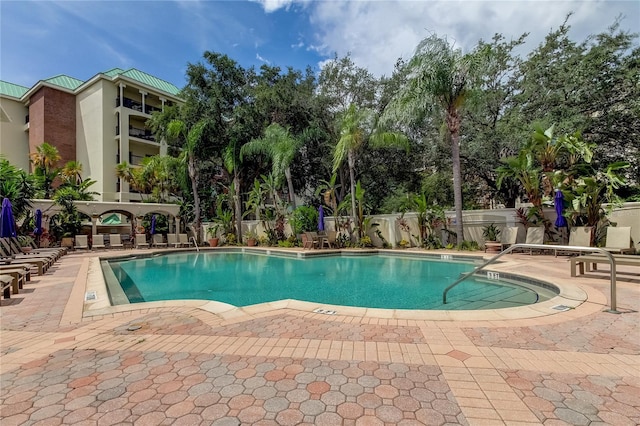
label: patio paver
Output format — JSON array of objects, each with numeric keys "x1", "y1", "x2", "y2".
[{"x1": 1, "y1": 249, "x2": 639, "y2": 424}]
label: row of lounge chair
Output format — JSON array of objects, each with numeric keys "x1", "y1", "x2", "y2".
[
  {"x1": 0, "y1": 237, "x2": 68, "y2": 300},
  {"x1": 490, "y1": 226, "x2": 635, "y2": 256},
  {"x1": 72, "y1": 233, "x2": 194, "y2": 250}
]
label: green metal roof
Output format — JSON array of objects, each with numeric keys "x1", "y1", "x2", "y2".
[
  {"x1": 43, "y1": 75, "x2": 85, "y2": 91},
  {"x1": 117, "y1": 68, "x2": 181, "y2": 96},
  {"x1": 1, "y1": 68, "x2": 181, "y2": 100},
  {"x1": 102, "y1": 68, "x2": 125, "y2": 77},
  {"x1": 0, "y1": 80, "x2": 30, "y2": 99}
]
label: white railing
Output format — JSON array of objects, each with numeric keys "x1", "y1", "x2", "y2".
[{"x1": 442, "y1": 244, "x2": 619, "y2": 313}]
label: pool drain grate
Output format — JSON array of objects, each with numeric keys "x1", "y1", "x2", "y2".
[
  {"x1": 313, "y1": 308, "x2": 337, "y2": 315},
  {"x1": 551, "y1": 304, "x2": 571, "y2": 311}
]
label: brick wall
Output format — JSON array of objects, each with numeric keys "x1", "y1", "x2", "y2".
[{"x1": 28, "y1": 86, "x2": 76, "y2": 168}]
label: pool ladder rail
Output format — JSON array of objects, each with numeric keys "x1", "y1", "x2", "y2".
[
  {"x1": 190, "y1": 236, "x2": 199, "y2": 252},
  {"x1": 442, "y1": 243, "x2": 619, "y2": 313}
]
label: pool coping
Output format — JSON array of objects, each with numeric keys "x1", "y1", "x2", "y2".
[{"x1": 81, "y1": 247, "x2": 595, "y2": 323}]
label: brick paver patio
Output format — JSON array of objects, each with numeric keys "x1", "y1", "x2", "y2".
[{"x1": 1, "y1": 249, "x2": 638, "y2": 425}]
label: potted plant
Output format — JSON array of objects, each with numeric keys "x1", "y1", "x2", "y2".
[
  {"x1": 244, "y1": 229, "x2": 258, "y2": 247},
  {"x1": 207, "y1": 224, "x2": 220, "y2": 247},
  {"x1": 482, "y1": 223, "x2": 502, "y2": 252},
  {"x1": 17, "y1": 235, "x2": 33, "y2": 253},
  {"x1": 482, "y1": 223, "x2": 501, "y2": 242}
]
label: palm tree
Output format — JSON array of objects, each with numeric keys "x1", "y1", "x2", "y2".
[
  {"x1": 61, "y1": 160, "x2": 83, "y2": 186},
  {"x1": 385, "y1": 35, "x2": 479, "y2": 244},
  {"x1": 240, "y1": 123, "x2": 302, "y2": 208},
  {"x1": 30, "y1": 142, "x2": 61, "y2": 198},
  {"x1": 166, "y1": 119, "x2": 209, "y2": 241},
  {"x1": 333, "y1": 104, "x2": 408, "y2": 240}
]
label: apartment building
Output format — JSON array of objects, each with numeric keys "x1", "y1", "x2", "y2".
[{"x1": 0, "y1": 68, "x2": 182, "y2": 202}]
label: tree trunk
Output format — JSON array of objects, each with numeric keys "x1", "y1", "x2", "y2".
[
  {"x1": 348, "y1": 150, "x2": 358, "y2": 240},
  {"x1": 233, "y1": 172, "x2": 242, "y2": 242},
  {"x1": 448, "y1": 110, "x2": 465, "y2": 244},
  {"x1": 284, "y1": 167, "x2": 296, "y2": 209},
  {"x1": 188, "y1": 155, "x2": 201, "y2": 243}
]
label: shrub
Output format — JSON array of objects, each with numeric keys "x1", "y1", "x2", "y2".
[{"x1": 290, "y1": 206, "x2": 319, "y2": 235}]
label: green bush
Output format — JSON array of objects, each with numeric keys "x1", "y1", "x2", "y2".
[{"x1": 290, "y1": 206, "x2": 319, "y2": 235}]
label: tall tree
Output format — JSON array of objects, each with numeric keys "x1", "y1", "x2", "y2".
[
  {"x1": 30, "y1": 142, "x2": 61, "y2": 199},
  {"x1": 241, "y1": 123, "x2": 302, "y2": 208},
  {"x1": 333, "y1": 104, "x2": 408, "y2": 239},
  {"x1": 386, "y1": 35, "x2": 479, "y2": 243},
  {"x1": 166, "y1": 119, "x2": 209, "y2": 240}
]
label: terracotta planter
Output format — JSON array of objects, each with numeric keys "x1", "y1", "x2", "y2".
[
  {"x1": 247, "y1": 238, "x2": 257, "y2": 247},
  {"x1": 208, "y1": 238, "x2": 219, "y2": 247}
]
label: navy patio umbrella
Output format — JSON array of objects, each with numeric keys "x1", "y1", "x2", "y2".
[
  {"x1": 554, "y1": 189, "x2": 568, "y2": 228},
  {"x1": 150, "y1": 215, "x2": 156, "y2": 235},
  {"x1": 0, "y1": 198, "x2": 17, "y2": 238},
  {"x1": 318, "y1": 206, "x2": 325, "y2": 232},
  {"x1": 34, "y1": 209, "x2": 43, "y2": 236}
]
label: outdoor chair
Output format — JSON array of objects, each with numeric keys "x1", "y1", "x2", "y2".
[
  {"x1": 167, "y1": 234, "x2": 181, "y2": 248},
  {"x1": 1, "y1": 239, "x2": 56, "y2": 266},
  {"x1": 521, "y1": 227, "x2": 544, "y2": 255},
  {"x1": 603, "y1": 226, "x2": 635, "y2": 254},
  {"x1": 92, "y1": 234, "x2": 106, "y2": 250},
  {"x1": 320, "y1": 231, "x2": 337, "y2": 249},
  {"x1": 302, "y1": 233, "x2": 317, "y2": 249},
  {"x1": 109, "y1": 234, "x2": 124, "y2": 249},
  {"x1": 152, "y1": 234, "x2": 168, "y2": 248},
  {"x1": 500, "y1": 226, "x2": 519, "y2": 251},
  {"x1": 135, "y1": 234, "x2": 149, "y2": 249},
  {"x1": 555, "y1": 226, "x2": 593, "y2": 256},
  {"x1": 179, "y1": 234, "x2": 193, "y2": 247},
  {"x1": 74, "y1": 235, "x2": 89, "y2": 250}
]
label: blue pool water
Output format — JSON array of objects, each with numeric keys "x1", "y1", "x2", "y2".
[{"x1": 104, "y1": 252, "x2": 554, "y2": 310}]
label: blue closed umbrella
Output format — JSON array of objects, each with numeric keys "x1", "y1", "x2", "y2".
[
  {"x1": 0, "y1": 198, "x2": 17, "y2": 238},
  {"x1": 150, "y1": 215, "x2": 156, "y2": 235},
  {"x1": 34, "y1": 209, "x2": 43, "y2": 236},
  {"x1": 318, "y1": 206, "x2": 325, "y2": 232},
  {"x1": 554, "y1": 190, "x2": 567, "y2": 228}
]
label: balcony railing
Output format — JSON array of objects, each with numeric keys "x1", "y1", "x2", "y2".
[
  {"x1": 129, "y1": 126, "x2": 156, "y2": 141},
  {"x1": 116, "y1": 97, "x2": 162, "y2": 114}
]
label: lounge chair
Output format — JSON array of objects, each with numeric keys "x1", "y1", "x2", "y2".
[
  {"x1": 0, "y1": 248, "x2": 48, "y2": 275},
  {"x1": 0, "y1": 269, "x2": 26, "y2": 295},
  {"x1": 555, "y1": 226, "x2": 593, "y2": 257},
  {"x1": 0, "y1": 239, "x2": 55, "y2": 269},
  {"x1": 167, "y1": 234, "x2": 181, "y2": 248},
  {"x1": 152, "y1": 234, "x2": 167, "y2": 248},
  {"x1": 92, "y1": 234, "x2": 106, "y2": 250},
  {"x1": 1, "y1": 274, "x2": 14, "y2": 299},
  {"x1": 603, "y1": 226, "x2": 635, "y2": 254},
  {"x1": 179, "y1": 234, "x2": 193, "y2": 247},
  {"x1": 74, "y1": 235, "x2": 89, "y2": 250},
  {"x1": 571, "y1": 253, "x2": 640, "y2": 277},
  {"x1": 109, "y1": 234, "x2": 124, "y2": 249},
  {"x1": 0, "y1": 264, "x2": 31, "y2": 282},
  {"x1": 522, "y1": 227, "x2": 544, "y2": 254},
  {"x1": 135, "y1": 234, "x2": 149, "y2": 249}
]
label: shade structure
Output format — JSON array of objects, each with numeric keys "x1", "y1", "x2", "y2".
[
  {"x1": 150, "y1": 215, "x2": 156, "y2": 235},
  {"x1": 318, "y1": 206, "x2": 325, "y2": 231},
  {"x1": 0, "y1": 198, "x2": 17, "y2": 238},
  {"x1": 554, "y1": 189, "x2": 568, "y2": 228},
  {"x1": 34, "y1": 209, "x2": 43, "y2": 236}
]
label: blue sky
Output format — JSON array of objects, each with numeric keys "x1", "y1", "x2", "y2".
[{"x1": 1, "y1": 0, "x2": 638, "y2": 90}]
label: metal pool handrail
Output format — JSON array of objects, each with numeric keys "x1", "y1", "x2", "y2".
[
  {"x1": 190, "y1": 236, "x2": 199, "y2": 252},
  {"x1": 442, "y1": 244, "x2": 619, "y2": 313}
]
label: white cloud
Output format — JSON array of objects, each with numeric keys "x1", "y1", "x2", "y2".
[
  {"x1": 252, "y1": 0, "x2": 296, "y2": 13},
  {"x1": 308, "y1": 0, "x2": 639, "y2": 77},
  {"x1": 256, "y1": 53, "x2": 271, "y2": 64}
]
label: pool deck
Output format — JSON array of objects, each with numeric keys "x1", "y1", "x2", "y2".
[{"x1": 1, "y1": 248, "x2": 638, "y2": 425}]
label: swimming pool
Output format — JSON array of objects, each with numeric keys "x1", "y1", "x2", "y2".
[{"x1": 102, "y1": 251, "x2": 558, "y2": 310}]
